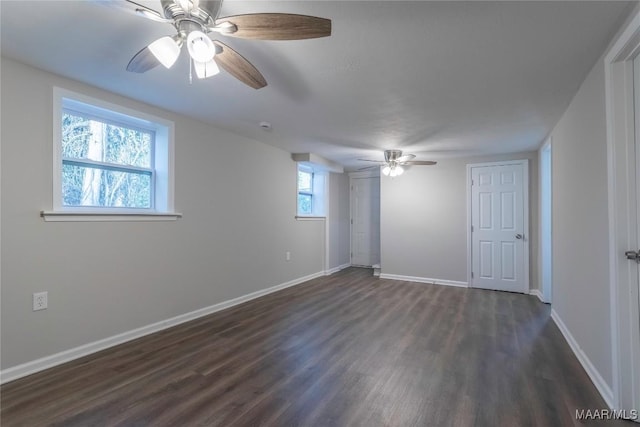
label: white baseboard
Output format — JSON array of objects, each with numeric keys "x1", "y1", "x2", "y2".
[
  {"x1": 550, "y1": 309, "x2": 614, "y2": 408},
  {"x1": 372, "y1": 264, "x2": 381, "y2": 277},
  {"x1": 529, "y1": 289, "x2": 545, "y2": 303},
  {"x1": 0, "y1": 270, "x2": 325, "y2": 385},
  {"x1": 324, "y1": 263, "x2": 350, "y2": 276},
  {"x1": 379, "y1": 273, "x2": 468, "y2": 288}
]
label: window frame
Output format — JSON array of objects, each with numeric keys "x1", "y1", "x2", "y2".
[
  {"x1": 44, "y1": 87, "x2": 180, "y2": 222},
  {"x1": 296, "y1": 164, "x2": 326, "y2": 219},
  {"x1": 61, "y1": 106, "x2": 156, "y2": 210},
  {"x1": 297, "y1": 166, "x2": 314, "y2": 215}
]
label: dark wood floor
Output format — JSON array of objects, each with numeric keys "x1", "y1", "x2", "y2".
[{"x1": 1, "y1": 268, "x2": 629, "y2": 426}]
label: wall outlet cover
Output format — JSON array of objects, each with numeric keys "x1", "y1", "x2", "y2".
[{"x1": 33, "y1": 292, "x2": 48, "y2": 311}]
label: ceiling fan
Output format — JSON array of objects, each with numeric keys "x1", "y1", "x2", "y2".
[
  {"x1": 122, "y1": 0, "x2": 332, "y2": 88},
  {"x1": 359, "y1": 150, "x2": 437, "y2": 177}
]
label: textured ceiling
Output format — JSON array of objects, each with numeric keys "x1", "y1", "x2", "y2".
[{"x1": 0, "y1": 1, "x2": 634, "y2": 169}]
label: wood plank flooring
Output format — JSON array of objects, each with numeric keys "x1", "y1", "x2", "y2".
[{"x1": 1, "y1": 267, "x2": 631, "y2": 426}]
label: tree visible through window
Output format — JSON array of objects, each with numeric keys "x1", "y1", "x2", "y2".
[
  {"x1": 50, "y1": 88, "x2": 175, "y2": 219},
  {"x1": 61, "y1": 111, "x2": 154, "y2": 209},
  {"x1": 297, "y1": 167, "x2": 313, "y2": 215}
]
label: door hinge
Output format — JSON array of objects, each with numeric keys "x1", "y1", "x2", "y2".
[
  {"x1": 350, "y1": 218, "x2": 353, "y2": 225},
  {"x1": 471, "y1": 272, "x2": 474, "y2": 278},
  {"x1": 471, "y1": 225, "x2": 474, "y2": 232},
  {"x1": 471, "y1": 179, "x2": 474, "y2": 186},
  {"x1": 350, "y1": 252, "x2": 353, "y2": 258}
]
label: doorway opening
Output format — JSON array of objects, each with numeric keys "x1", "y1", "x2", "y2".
[{"x1": 350, "y1": 173, "x2": 380, "y2": 268}]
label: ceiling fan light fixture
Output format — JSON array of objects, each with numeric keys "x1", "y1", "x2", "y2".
[
  {"x1": 194, "y1": 59, "x2": 220, "y2": 79},
  {"x1": 383, "y1": 164, "x2": 404, "y2": 177},
  {"x1": 148, "y1": 36, "x2": 182, "y2": 69},
  {"x1": 187, "y1": 31, "x2": 216, "y2": 63}
]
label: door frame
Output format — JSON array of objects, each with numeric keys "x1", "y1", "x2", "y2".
[
  {"x1": 539, "y1": 139, "x2": 553, "y2": 304},
  {"x1": 605, "y1": 8, "x2": 640, "y2": 412},
  {"x1": 466, "y1": 159, "x2": 530, "y2": 292},
  {"x1": 349, "y1": 170, "x2": 380, "y2": 267}
]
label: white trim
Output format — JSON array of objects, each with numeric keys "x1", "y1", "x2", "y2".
[
  {"x1": 52, "y1": 87, "x2": 175, "y2": 214},
  {"x1": 379, "y1": 273, "x2": 468, "y2": 288},
  {"x1": 0, "y1": 270, "x2": 325, "y2": 385},
  {"x1": 466, "y1": 164, "x2": 473, "y2": 288},
  {"x1": 605, "y1": 6, "x2": 640, "y2": 412},
  {"x1": 41, "y1": 211, "x2": 182, "y2": 222},
  {"x1": 539, "y1": 139, "x2": 553, "y2": 304},
  {"x1": 466, "y1": 159, "x2": 530, "y2": 294},
  {"x1": 295, "y1": 216, "x2": 326, "y2": 221},
  {"x1": 551, "y1": 309, "x2": 615, "y2": 409},
  {"x1": 372, "y1": 263, "x2": 381, "y2": 277},
  {"x1": 325, "y1": 263, "x2": 350, "y2": 276},
  {"x1": 529, "y1": 289, "x2": 545, "y2": 303},
  {"x1": 324, "y1": 175, "x2": 331, "y2": 273}
]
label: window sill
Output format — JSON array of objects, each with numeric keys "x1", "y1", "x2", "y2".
[
  {"x1": 41, "y1": 211, "x2": 182, "y2": 222},
  {"x1": 295, "y1": 216, "x2": 326, "y2": 221}
]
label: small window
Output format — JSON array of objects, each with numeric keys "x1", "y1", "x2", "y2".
[
  {"x1": 50, "y1": 88, "x2": 176, "y2": 219},
  {"x1": 298, "y1": 167, "x2": 314, "y2": 215},
  {"x1": 297, "y1": 165, "x2": 326, "y2": 217},
  {"x1": 61, "y1": 109, "x2": 154, "y2": 208}
]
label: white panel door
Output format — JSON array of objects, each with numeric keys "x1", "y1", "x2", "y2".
[
  {"x1": 471, "y1": 163, "x2": 527, "y2": 293},
  {"x1": 351, "y1": 177, "x2": 380, "y2": 267},
  {"x1": 632, "y1": 53, "x2": 640, "y2": 408}
]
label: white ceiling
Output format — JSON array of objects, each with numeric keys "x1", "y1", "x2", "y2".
[{"x1": 0, "y1": 1, "x2": 634, "y2": 169}]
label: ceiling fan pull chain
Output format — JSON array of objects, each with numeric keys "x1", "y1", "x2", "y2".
[{"x1": 189, "y1": 58, "x2": 193, "y2": 84}]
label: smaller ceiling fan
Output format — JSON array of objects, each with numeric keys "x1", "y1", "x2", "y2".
[
  {"x1": 121, "y1": 0, "x2": 332, "y2": 88},
  {"x1": 358, "y1": 150, "x2": 437, "y2": 177}
]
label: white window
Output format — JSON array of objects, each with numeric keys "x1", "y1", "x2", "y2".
[
  {"x1": 45, "y1": 88, "x2": 179, "y2": 221},
  {"x1": 297, "y1": 164, "x2": 326, "y2": 217}
]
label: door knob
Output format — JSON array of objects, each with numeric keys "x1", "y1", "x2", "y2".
[{"x1": 515, "y1": 234, "x2": 523, "y2": 240}]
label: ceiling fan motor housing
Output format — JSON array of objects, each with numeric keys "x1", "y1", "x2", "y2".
[
  {"x1": 161, "y1": 0, "x2": 220, "y2": 24},
  {"x1": 384, "y1": 149, "x2": 403, "y2": 163}
]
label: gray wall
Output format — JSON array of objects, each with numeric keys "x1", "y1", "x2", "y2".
[
  {"x1": 548, "y1": 56, "x2": 612, "y2": 388},
  {"x1": 328, "y1": 172, "x2": 350, "y2": 270},
  {"x1": 0, "y1": 59, "x2": 327, "y2": 369},
  {"x1": 381, "y1": 152, "x2": 538, "y2": 288}
]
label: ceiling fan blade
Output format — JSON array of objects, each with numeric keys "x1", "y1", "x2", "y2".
[
  {"x1": 94, "y1": 0, "x2": 170, "y2": 21},
  {"x1": 213, "y1": 41, "x2": 267, "y2": 89},
  {"x1": 215, "y1": 13, "x2": 331, "y2": 40},
  {"x1": 395, "y1": 154, "x2": 416, "y2": 163},
  {"x1": 136, "y1": 8, "x2": 174, "y2": 23},
  {"x1": 358, "y1": 165, "x2": 380, "y2": 171},
  {"x1": 402, "y1": 161, "x2": 437, "y2": 166},
  {"x1": 357, "y1": 159, "x2": 385, "y2": 163},
  {"x1": 119, "y1": 0, "x2": 172, "y2": 22},
  {"x1": 126, "y1": 45, "x2": 161, "y2": 73}
]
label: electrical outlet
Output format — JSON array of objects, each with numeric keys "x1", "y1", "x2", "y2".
[
  {"x1": 285, "y1": 251, "x2": 291, "y2": 261},
  {"x1": 33, "y1": 292, "x2": 48, "y2": 311}
]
